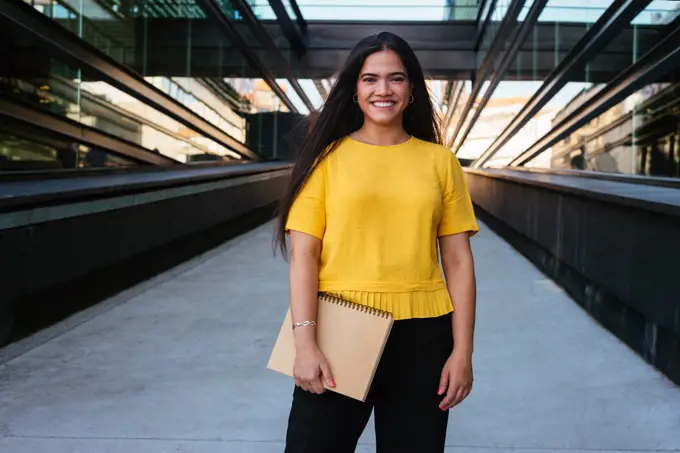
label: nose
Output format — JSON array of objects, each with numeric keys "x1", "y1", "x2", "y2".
[{"x1": 375, "y1": 79, "x2": 392, "y2": 96}]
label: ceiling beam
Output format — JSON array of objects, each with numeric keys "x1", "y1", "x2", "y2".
[
  {"x1": 447, "y1": 0, "x2": 528, "y2": 149},
  {"x1": 268, "y1": 0, "x2": 306, "y2": 59},
  {"x1": 472, "y1": 0, "x2": 654, "y2": 168},
  {"x1": 231, "y1": 0, "x2": 315, "y2": 112},
  {"x1": 0, "y1": 0, "x2": 260, "y2": 160},
  {"x1": 313, "y1": 79, "x2": 328, "y2": 101},
  {"x1": 509, "y1": 19, "x2": 680, "y2": 167},
  {"x1": 452, "y1": 0, "x2": 548, "y2": 154},
  {"x1": 195, "y1": 0, "x2": 299, "y2": 113},
  {"x1": 288, "y1": 0, "x2": 307, "y2": 33}
]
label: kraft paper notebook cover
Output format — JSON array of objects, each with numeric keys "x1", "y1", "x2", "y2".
[{"x1": 267, "y1": 293, "x2": 394, "y2": 402}]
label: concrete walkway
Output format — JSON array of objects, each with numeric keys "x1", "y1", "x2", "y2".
[{"x1": 1, "y1": 221, "x2": 679, "y2": 453}]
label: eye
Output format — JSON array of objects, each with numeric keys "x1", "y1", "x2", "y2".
[
  {"x1": 391, "y1": 77, "x2": 405, "y2": 83},
  {"x1": 362, "y1": 77, "x2": 377, "y2": 83}
]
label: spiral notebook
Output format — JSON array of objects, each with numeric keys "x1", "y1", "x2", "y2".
[{"x1": 267, "y1": 293, "x2": 394, "y2": 402}]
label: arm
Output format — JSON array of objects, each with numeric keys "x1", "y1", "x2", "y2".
[
  {"x1": 437, "y1": 231, "x2": 476, "y2": 410},
  {"x1": 439, "y1": 232, "x2": 476, "y2": 358},
  {"x1": 288, "y1": 230, "x2": 335, "y2": 393},
  {"x1": 289, "y1": 230, "x2": 322, "y2": 350}
]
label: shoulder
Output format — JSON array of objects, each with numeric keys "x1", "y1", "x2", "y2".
[
  {"x1": 411, "y1": 137, "x2": 453, "y2": 156},
  {"x1": 410, "y1": 137, "x2": 461, "y2": 169}
]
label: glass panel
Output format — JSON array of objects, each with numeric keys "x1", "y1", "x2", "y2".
[
  {"x1": 631, "y1": 1, "x2": 680, "y2": 25},
  {"x1": 9, "y1": 0, "x2": 316, "y2": 164},
  {"x1": 247, "y1": 0, "x2": 479, "y2": 21},
  {"x1": 0, "y1": 117, "x2": 138, "y2": 171},
  {"x1": 282, "y1": 0, "x2": 298, "y2": 20},
  {"x1": 537, "y1": 0, "x2": 613, "y2": 24},
  {"x1": 22, "y1": 0, "x2": 264, "y2": 158},
  {"x1": 509, "y1": 1, "x2": 680, "y2": 175},
  {"x1": 274, "y1": 78, "x2": 326, "y2": 115},
  {"x1": 455, "y1": 1, "x2": 623, "y2": 163},
  {"x1": 540, "y1": 82, "x2": 680, "y2": 177},
  {"x1": 0, "y1": 13, "x2": 262, "y2": 167},
  {"x1": 248, "y1": 1, "x2": 277, "y2": 19}
]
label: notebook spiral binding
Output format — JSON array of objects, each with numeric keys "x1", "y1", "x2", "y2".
[{"x1": 319, "y1": 292, "x2": 393, "y2": 319}]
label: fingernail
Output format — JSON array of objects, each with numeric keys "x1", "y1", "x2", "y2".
[
  {"x1": 437, "y1": 387, "x2": 444, "y2": 395},
  {"x1": 329, "y1": 380, "x2": 335, "y2": 387}
]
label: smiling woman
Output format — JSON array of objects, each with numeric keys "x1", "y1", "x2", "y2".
[
  {"x1": 274, "y1": 32, "x2": 479, "y2": 453},
  {"x1": 353, "y1": 50, "x2": 412, "y2": 133}
]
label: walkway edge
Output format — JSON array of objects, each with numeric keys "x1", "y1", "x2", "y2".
[{"x1": 0, "y1": 226, "x2": 259, "y2": 367}]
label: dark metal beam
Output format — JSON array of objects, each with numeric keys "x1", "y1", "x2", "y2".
[
  {"x1": 313, "y1": 80, "x2": 328, "y2": 101},
  {"x1": 509, "y1": 21, "x2": 680, "y2": 167},
  {"x1": 0, "y1": 0, "x2": 260, "y2": 161},
  {"x1": 447, "y1": 0, "x2": 527, "y2": 149},
  {"x1": 473, "y1": 0, "x2": 653, "y2": 168},
  {"x1": 231, "y1": 0, "x2": 315, "y2": 112},
  {"x1": 473, "y1": 0, "x2": 498, "y2": 52},
  {"x1": 452, "y1": 0, "x2": 547, "y2": 154},
  {"x1": 442, "y1": 80, "x2": 465, "y2": 136},
  {"x1": 474, "y1": 0, "x2": 490, "y2": 27},
  {"x1": 0, "y1": 97, "x2": 179, "y2": 166},
  {"x1": 268, "y1": 0, "x2": 306, "y2": 59},
  {"x1": 195, "y1": 0, "x2": 299, "y2": 114},
  {"x1": 289, "y1": 0, "x2": 307, "y2": 32}
]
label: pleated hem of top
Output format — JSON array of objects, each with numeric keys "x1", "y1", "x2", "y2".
[{"x1": 329, "y1": 288, "x2": 453, "y2": 321}]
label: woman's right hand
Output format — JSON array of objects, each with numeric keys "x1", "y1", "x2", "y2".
[{"x1": 293, "y1": 343, "x2": 335, "y2": 394}]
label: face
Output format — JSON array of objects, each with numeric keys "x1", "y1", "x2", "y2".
[{"x1": 355, "y1": 49, "x2": 412, "y2": 127}]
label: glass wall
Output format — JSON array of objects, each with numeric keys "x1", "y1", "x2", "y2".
[
  {"x1": 2, "y1": 0, "x2": 301, "y2": 172},
  {"x1": 459, "y1": 0, "x2": 680, "y2": 178},
  {"x1": 451, "y1": 0, "x2": 608, "y2": 163},
  {"x1": 0, "y1": 116, "x2": 138, "y2": 170},
  {"x1": 546, "y1": 82, "x2": 680, "y2": 177},
  {"x1": 519, "y1": 1, "x2": 680, "y2": 175}
]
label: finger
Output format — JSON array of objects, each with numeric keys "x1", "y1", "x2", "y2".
[
  {"x1": 310, "y1": 378, "x2": 324, "y2": 394},
  {"x1": 450, "y1": 387, "x2": 466, "y2": 408},
  {"x1": 453, "y1": 384, "x2": 471, "y2": 408},
  {"x1": 440, "y1": 384, "x2": 459, "y2": 410},
  {"x1": 319, "y1": 362, "x2": 335, "y2": 388},
  {"x1": 438, "y1": 369, "x2": 449, "y2": 396},
  {"x1": 464, "y1": 382, "x2": 473, "y2": 398}
]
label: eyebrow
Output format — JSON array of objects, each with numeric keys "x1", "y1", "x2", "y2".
[{"x1": 360, "y1": 71, "x2": 407, "y2": 78}]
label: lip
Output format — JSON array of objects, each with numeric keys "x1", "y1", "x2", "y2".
[{"x1": 370, "y1": 100, "x2": 398, "y2": 109}]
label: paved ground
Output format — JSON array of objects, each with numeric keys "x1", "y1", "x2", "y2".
[{"x1": 1, "y1": 220, "x2": 679, "y2": 453}]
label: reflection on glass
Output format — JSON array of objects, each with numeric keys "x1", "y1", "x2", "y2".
[
  {"x1": 24, "y1": 0, "x2": 254, "y2": 158},
  {"x1": 0, "y1": 118, "x2": 138, "y2": 171},
  {"x1": 0, "y1": 51, "x2": 244, "y2": 163},
  {"x1": 546, "y1": 82, "x2": 680, "y2": 177}
]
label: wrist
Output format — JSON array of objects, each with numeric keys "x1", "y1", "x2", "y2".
[
  {"x1": 452, "y1": 346, "x2": 473, "y2": 361},
  {"x1": 293, "y1": 327, "x2": 317, "y2": 350}
]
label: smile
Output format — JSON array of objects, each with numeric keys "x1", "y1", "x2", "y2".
[{"x1": 371, "y1": 101, "x2": 396, "y2": 109}]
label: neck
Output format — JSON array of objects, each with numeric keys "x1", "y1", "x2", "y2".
[{"x1": 351, "y1": 122, "x2": 410, "y2": 146}]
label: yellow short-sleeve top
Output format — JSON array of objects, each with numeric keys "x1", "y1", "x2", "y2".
[{"x1": 285, "y1": 136, "x2": 479, "y2": 320}]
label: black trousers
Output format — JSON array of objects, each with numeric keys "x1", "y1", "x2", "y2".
[{"x1": 284, "y1": 313, "x2": 454, "y2": 453}]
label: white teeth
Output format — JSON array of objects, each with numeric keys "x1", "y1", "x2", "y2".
[{"x1": 373, "y1": 102, "x2": 395, "y2": 108}]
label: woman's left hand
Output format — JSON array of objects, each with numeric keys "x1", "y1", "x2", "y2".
[{"x1": 437, "y1": 352, "x2": 473, "y2": 410}]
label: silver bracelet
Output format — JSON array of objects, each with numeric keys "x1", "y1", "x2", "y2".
[{"x1": 292, "y1": 320, "x2": 317, "y2": 329}]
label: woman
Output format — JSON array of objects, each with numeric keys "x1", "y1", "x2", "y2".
[{"x1": 274, "y1": 31, "x2": 478, "y2": 453}]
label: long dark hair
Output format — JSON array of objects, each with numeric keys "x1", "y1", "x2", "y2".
[{"x1": 274, "y1": 32, "x2": 441, "y2": 258}]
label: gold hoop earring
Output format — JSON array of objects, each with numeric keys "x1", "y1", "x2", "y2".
[{"x1": 353, "y1": 94, "x2": 358, "y2": 103}]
